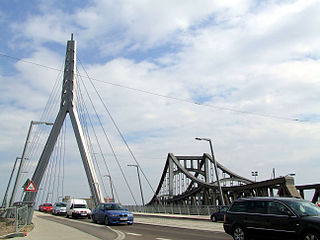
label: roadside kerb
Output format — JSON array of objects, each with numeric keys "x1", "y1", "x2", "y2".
[{"x1": 0, "y1": 232, "x2": 26, "y2": 239}]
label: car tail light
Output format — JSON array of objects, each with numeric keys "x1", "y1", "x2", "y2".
[{"x1": 224, "y1": 214, "x2": 227, "y2": 223}]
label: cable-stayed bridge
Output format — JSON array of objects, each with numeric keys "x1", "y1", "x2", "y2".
[{"x1": 2, "y1": 36, "x2": 319, "y2": 224}]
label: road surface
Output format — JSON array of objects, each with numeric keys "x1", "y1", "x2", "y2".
[{"x1": 37, "y1": 213, "x2": 231, "y2": 240}]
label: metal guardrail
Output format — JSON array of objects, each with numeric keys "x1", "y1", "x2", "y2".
[
  {"x1": 0, "y1": 205, "x2": 29, "y2": 236},
  {"x1": 124, "y1": 205, "x2": 221, "y2": 216}
]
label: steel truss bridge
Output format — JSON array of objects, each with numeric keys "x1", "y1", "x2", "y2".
[{"x1": 148, "y1": 153, "x2": 316, "y2": 206}]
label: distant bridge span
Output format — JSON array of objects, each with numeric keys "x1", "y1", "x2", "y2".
[{"x1": 148, "y1": 153, "x2": 302, "y2": 206}]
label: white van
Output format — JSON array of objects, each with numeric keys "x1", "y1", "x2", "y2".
[{"x1": 66, "y1": 198, "x2": 91, "y2": 219}]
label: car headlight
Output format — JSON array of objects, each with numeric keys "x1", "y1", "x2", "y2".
[
  {"x1": 127, "y1": 213, "x2": 133, "y2": 217},
  {"x1": 109, "y1": 214, "x2": 118, "y2": 217}
]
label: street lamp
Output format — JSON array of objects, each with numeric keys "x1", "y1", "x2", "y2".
[
  {"x1": 251, "y1": 171, "x2": 258, "y2": 182},
  {"x1": 9, "y1": 120, "x2": 53, "y2": 206},
  {"x1": 103, "y1": 175, "x2": 115, "y2": 202},
  {"x1": 195, "y1": 137, "x2": 225, "y2": 206},
  {"x1": 128, "y1": 164, "x2": 145, "y2": 206}
]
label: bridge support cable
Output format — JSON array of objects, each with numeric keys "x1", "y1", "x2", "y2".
[
  {"x1": 75, "y1": 76, "x2": 121, "y2": 202},
  {"x1": 77, "y1": 59, "x2": 156, "y2": 200},
  {"x1": 9, "y1": 66, "x2": 63, "y2": 205},
  {"x1": 74, "y1": 81, "x2": 109, "y2": 199},
  {"x1": 34, "y1": 120, "x2": 66, "y2": 207},
  {"x1": 76, "y1": 68, "x2": 138, "y2": 205}
]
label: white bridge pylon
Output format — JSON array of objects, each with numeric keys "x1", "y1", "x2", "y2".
[{"x1": 24, "y1": 34, "x2": 104, "y2": 206}]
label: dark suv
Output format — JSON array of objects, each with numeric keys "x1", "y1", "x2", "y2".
[{"x1": 223, "y1": 197, "x2": 320, "y2": 240}]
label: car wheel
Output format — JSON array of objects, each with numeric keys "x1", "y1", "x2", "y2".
[
  {"x1": 211, "y1": 215, "x2": 216, "y2": 222},
  {"x1": 104, "y1": 216, "x2": 109, "y2": 225},
  {"x1": 92, "y1": 215, "x2": 97, "y2": 223},
  {"x1": 302, "y1": 231, "x2": 320, "y2": 240},
  {"x1": 233, "y1": 226, "x2": 246, "y2": 240}
]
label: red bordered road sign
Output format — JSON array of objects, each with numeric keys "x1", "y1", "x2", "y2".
[{"x1": 24, "y1": 180, "x2": 37, "y2": 192}]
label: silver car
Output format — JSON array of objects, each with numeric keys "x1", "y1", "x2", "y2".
[{"x1": 52, "y1": 202, "x2": 67, "y2": 216}]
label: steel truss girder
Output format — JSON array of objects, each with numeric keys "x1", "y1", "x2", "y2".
[{"x1": 148, "y1": 153, "x2": 301, "y2": 206}]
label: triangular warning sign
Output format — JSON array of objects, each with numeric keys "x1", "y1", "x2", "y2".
[{"x1": 24, "y1": 180, "x2": 37, "y2": 192}]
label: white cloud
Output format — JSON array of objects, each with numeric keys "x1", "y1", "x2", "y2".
[{"x1": 2, "y1": 0, "x2": 320, "y2": 204}]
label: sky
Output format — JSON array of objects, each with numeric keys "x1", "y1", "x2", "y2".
[{"x1": 1, "y1": 0, "x2": 320, "y2": 205}]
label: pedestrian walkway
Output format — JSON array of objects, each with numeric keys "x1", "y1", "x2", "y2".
[{"x1": 17, "y1": 212, "x2": 99, "y2": 240}]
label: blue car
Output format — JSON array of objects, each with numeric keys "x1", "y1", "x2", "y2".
[{"x1": 92, "y1": 203, "x2": 134, "y2": 225}]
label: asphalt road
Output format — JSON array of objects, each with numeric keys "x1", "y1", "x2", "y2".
[{"x1": 38, "y1": 214, "x2": 232, "y2": 240}]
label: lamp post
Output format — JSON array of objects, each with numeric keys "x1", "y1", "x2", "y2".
[
  {"x1": 9, "y1": 120, "x2": 53, "y2": 206},
  {"x1": 103, "y1": 175, "x2": 115, "y2": 202},
  {"x1": 251, "y1": 171, "x2": 258, "y2": 182},
  {"x1": 195, "y1": 137, "x2": 225, "y2": 206},
  {"x1": 128, "y1": 164, "x2": 145, "y2": 206}
]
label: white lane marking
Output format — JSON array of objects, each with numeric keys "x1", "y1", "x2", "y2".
[
  {"x1": 126, "y1": 232, "x2": 142, "y2": 236},
  {"x1": 107, "y1": 226, "x2": 126, "y2": 240},
  {"x1": 156, "y1": 238, "x2": 172, "y2": 240}
]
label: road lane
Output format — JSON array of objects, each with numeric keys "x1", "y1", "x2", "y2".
[
  {"x1": 37, "y1": 213, "x2": 232, "y2": 240},
  {"x1": 133, "y1": 215, "x2": 224, "y2": 232},
  {"x1": 112, "y1": 223, "x2": 231, "y2": 240}
]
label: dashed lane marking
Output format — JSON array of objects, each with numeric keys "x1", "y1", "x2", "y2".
[{"x1": 126, "y1": 232, "x2": 142, "y2": 236}]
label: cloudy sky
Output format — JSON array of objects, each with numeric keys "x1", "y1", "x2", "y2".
[{"x1": 1, "y1": 0, "x2": 320, "y2": 205}]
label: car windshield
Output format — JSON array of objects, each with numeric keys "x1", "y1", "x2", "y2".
[
  {"x1": 43, "y1": 203, "x2": 52, "y2": 207},
  {"x1": 74, "y1": 204, "x2": 87, "y2": 208},
  {"x1": 55, "y1": 203, "x2": 66, "y2": 207},
  {"x1": 105, "y1": 204, "x2": 126, "y2": 210},
  {"x1": 286, "y1": 200, "x2": 320, "y2": 217}
]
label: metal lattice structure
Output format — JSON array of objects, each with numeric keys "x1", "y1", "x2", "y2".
[{"x1": 148, "y1": 153, "x2": 301, "y2": 206}]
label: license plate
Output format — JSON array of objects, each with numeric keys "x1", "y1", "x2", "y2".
[
  {"x1": 120, "y1": 217, "x2": 128, "y2": 221},
  {"x1": 81, "y1": 213, "x2": 87, "y2": 216}
]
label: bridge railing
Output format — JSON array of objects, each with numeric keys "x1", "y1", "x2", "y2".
[
  {"x1": 124, "y1": 205, "x2": 222, "y2": 216},
  {"x1": 0, "y1": 205, "x2": 29, "y2": 237}
]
